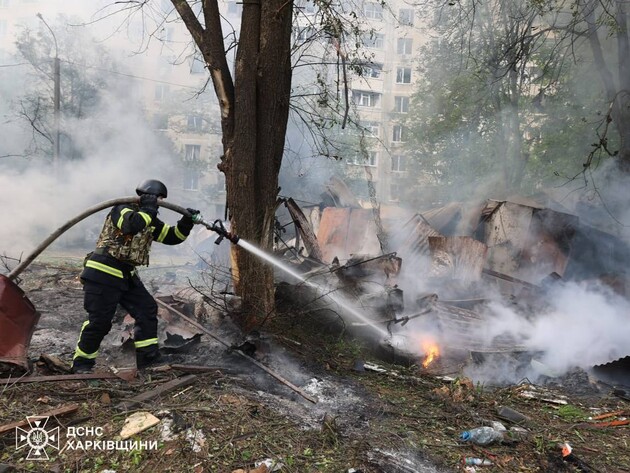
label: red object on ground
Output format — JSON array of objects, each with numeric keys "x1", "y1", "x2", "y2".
[{"x1": 0, "y1": 274, "x2": 40, "y2": 372}]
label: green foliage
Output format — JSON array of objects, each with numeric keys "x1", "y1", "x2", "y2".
[
  {"x1": 403, "y1": 0, "x2": 620, "y2": 203},
  {"x1": 556, "y1": 404, "x2": 588, "y2": 421}
]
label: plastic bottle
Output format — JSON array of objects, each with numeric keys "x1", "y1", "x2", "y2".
[{"x1": 459, "y1": 426, "x2": 504, "y2": 446}]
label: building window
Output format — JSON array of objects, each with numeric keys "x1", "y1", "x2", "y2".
[
  {"x1": 154, "y1": 85, "x2": 170, "y2": 101},
  {"x1": 360, "y1": 63, "x2": 382, "y2": 78},
  {"x1": 399, "y1": 8, "x2": 414, "y2": 26},
  {"x1": 184, "y1": 144, "x2": 201, "y2": 161},
  {"x1": 353, "y1": 91, "x2": 380, "y2": 108},
  {"x1": 187, "y1": 115, "x2": 203, "y2": 132},
  {"x1": 227, "y1": 1, "x2": 243, "y2": 15},
  {"x1": 394, "y1": 96, "x2": 409, "y2": 113},
  {"x1": 183, "y1": 169, "x2": 199, "y2": 191},
  {"x1": 362, "y1": 33, "x2": 385, "y2": 49},
  {"x1": 360, "y1": 121, "x2": 380, "y2": 136},
  {"x1": 392, "y1": 125, "x2": 406, "y2": 142},
  {"x1": 352, "y1": 151, "x2": 378, "y2": 166},
  {"x1": 391, "y1": 155, "x2": 407, "y2": 172},
  {"x1": 395, "y1": 67, "x2": 412, "y2": 84},
  {"x1": 0, "y1": 19, "x2": 6, "y2": 37},
  {"x1": 364, "y1": 2, "x2": 383, "y2": 19},
  {"x1": 396, "y1": 38, "x2": 412, "y2": 55},
  {"x1": 190, "y1": 57, "x2": 205, "y2": 74},
  {"x1": 0, "y1": 0, "x2": 9, "y2": 8}
]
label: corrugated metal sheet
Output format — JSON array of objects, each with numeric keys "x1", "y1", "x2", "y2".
[
  {"x1": 398, "y1": 213, "x2": 441, "y2": 260},
  {"x1": 317, "y1": 208, "x2": 382, "y2": 263},
  {"x1": 432, "y1": 302, "x2": 527, "y2": 353}
]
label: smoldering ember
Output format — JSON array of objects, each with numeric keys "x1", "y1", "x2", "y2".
[{"x1": 1, "y1": 178, "x2": 630, "y2": 472}]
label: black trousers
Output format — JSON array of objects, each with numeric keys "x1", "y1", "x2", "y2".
[{"x1": 73, "y1": 278, "x2": 158, "y2": 367}]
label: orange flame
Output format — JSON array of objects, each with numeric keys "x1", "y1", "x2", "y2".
[{"x1": 421, "y1": 339, "x2": 440, "y2": 368}]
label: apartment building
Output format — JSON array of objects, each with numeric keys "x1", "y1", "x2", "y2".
[
  {"x1": 1, "y1": 0, "x2": 424, "y2": 207},
  {"x1": 0, "y1": 0, "x2": 225, "y2": 213},
  {"x1": 346, "y1": 0, "x2": 421, "y2": 203},
  {"x1": 290, "y1": 0, "x2": 426, "y2": 204}
]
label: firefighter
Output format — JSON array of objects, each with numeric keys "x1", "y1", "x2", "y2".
[{"x1": 71, "y1": 179, "x2": 201, "y2": 373}]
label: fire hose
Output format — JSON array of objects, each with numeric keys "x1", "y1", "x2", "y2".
[
  {"x1": 3, "y1": 197, "x2": 316, "y2": 403},
  {"x1": 8, "y1": 196, "x2": 237, "y2": 281}
]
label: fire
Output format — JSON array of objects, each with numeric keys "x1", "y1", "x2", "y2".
[{"x1": 421, "y1": 339, "x2": 440, "y2": 368}]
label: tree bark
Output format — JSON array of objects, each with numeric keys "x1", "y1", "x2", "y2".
[{"x1": 172, "y1": 0, "x2": 293, "y2": 329}]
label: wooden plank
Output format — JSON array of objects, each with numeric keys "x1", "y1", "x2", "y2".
[
  {"x1": 170, "y1": 364, "x2": 227, "y2": 373},
  {"x1": 156, "y1": 299, "x2": 317, "y2": 404},
  {"x1": 0, "y1": 372, "x2": 121, "y2": 385},
  {"x1": 116, "y1": 374, "x2": 197, "y2": 411},
  {"x1": 0, "y1": 404, "x2": 79, "y2": 435}
]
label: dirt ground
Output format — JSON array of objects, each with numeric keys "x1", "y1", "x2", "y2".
[{"x1": 1, "y1": 259, "x2": 630, "y2": 473}]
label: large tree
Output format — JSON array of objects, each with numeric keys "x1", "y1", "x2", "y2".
[
  {"x1": 167, "y1": 0, "x2": 295, "y2": 328},
  {"x1": 407, "y1": 0, "x2": 576, "y2": 197}
]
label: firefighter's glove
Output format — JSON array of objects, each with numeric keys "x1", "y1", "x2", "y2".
[
  {"x1": 139, "y1": 193, "x2": 158, "y2": 219},
  {"x1": 186, "y1": 208, "x2": 203, "y2": 225}
]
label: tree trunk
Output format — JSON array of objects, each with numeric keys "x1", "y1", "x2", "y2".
[
  {"x1": 585, "y1": 0, "x2": 630, "y2": 172},
  {"x1": 223, "y1": 0, "x2": 294, "y2": 329},
  {"x1": 172, "y1": 0, "x2": 294, "y2": 330}
]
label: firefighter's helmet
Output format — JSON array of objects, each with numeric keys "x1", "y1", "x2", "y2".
[{"x1": 136, "y1": 179, "x2": 168, "y2": 198}]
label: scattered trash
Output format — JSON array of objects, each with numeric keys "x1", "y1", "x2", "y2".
[
  {"x1": 363, "y1": 362, "x2": 388, "y2": 373},
  {"x1": 464, "y1": 457, "x2": 493, "y2": 466},
  {"x1": 38, "y1": 354, "x2": 71, "y2": 373},
  {"x1": 254, "y1": 458, "x2": 283, "y2": 472},
  {"x1": 459, "y1": 426, "x2": 504, "y2": 446},
  {"x1": 504, "y1": 425, "x2": 529, "y2": 442},
  {"x1": 561, "y1": 442, "x2": 595, "y2": 472},
  {"x1": 496, "y1": 405, "x2": 530, "y2": 424},
  {"x1": 158, "y1": 410, "x2": 188, "y2": 442},
  {"x1": 517, "y1": 385, "x2": 569, "y2": 405},
  {"x1": 185, "y1": 427, "x2": 206, "y2": 453},
  {"x1": 119, "y1": 412, "x2": 160, "y2": 440}
]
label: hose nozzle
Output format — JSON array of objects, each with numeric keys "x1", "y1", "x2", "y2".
[{"x1": 205, "y1": 219, "x2": 239, "y2": 244}]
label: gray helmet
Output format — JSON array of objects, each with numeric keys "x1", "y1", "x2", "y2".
[{"x1": 136, "y1": 179, "x2": 168, "y2": 198}]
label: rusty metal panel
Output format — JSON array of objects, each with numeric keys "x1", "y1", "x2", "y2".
[
  {"x1": 428, "y1": 236, "x2": 488, "y2": 282},
  {"x1": 347, "y1": 209, "x2": 382, "y2": 256},
  {"x1": 317, "y1": 208, "x2": 352, "y2": 263},
  {"x1": 285, "y1": 198, "x2": 323, "y2": 261},
  {"x1": 398, "y1": 214, "x2": 441, "y2": 258},
  {"x1": 317, "y1": 208, "x2": 382, "y2": 263},
  {"x1": 483, "y1": 201, "x2": 535, "y2": 278},
  {"x1": 0, "y1": 275, "x2": 40, "y2": 372}
]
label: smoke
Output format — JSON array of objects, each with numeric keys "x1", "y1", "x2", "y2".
[
  {"x1": 458, "y1": 280, "x2": 630, "y2": 384},
  {"x1": 0, "y1": 92, "x2": 176, "y2": 258},
  {"x1": 0, "y1": 2, "x2": 204, "y2": 265}
]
